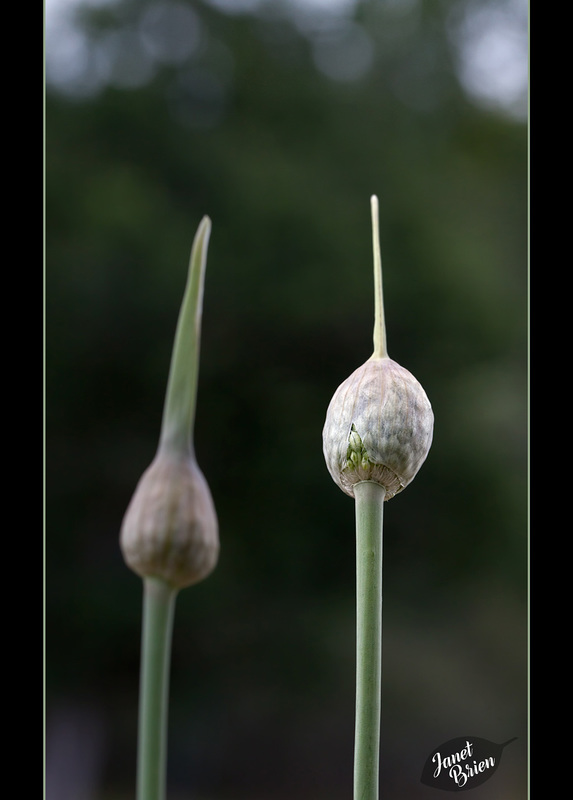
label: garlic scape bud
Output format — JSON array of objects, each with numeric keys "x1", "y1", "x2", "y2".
[
  {"x1": 120, "y1": 217, "x2": 219, "y2": 589},
  {"x1": 322, "y1": 196, "x2": 433, "y2": 500}
]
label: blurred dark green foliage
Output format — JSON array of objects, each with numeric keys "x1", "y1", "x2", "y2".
[{"x1": 46, "y1": 1, "x2": 527, "y2": 798}]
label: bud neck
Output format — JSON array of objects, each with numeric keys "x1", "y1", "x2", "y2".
[{"x1": 370, "y1": 195, "x2": 388, "y2": 360}]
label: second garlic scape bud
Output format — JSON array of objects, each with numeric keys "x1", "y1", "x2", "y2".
[
  {"x1": 322, "y1": 197, "x2": 434, "y2": 500},
  {"x1": 120, "y1": 216, "x2": 219, "y2": 589}
]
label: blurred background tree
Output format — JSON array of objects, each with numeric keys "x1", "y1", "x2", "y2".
[{"x1": 45, "y1": 0, "x2": 528, "y2": 798}]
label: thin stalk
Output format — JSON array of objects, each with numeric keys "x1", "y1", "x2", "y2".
[
  {"x1": 370, "y1": 196, "x2": 388, "y2": 360},
  {"x1": 353, "y1": 480, "x2": 386, "y2": 800},
  {"x1": 137, "y1": 577, "x2": 178, "y2": 800}
]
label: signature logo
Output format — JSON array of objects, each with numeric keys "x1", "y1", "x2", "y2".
[{"x1": 420, "y1": 736, "x2": 517, "y2": 791}]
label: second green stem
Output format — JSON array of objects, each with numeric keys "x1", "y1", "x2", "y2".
[
  {"x1": 354, "y1": 480, "x2": 386, "y2": 800},
  {"x1": 137, "y1": 577, "x2": 178, "y2": 800}
]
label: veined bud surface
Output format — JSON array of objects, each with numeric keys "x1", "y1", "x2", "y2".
[
  {"x1": 120, "y1": 453, "x2": 219, "y2": 589},
  {"x1": 322, "y1": 356, "x2": 433, "y2": 499},
  {"x1": 322, "y1": 196, "x2": 434, "y2": 500}
]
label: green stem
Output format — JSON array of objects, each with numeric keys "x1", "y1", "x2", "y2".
[
  {"x1": 137, "y1": 577, "x2": 178, "y2": 800},
  {"x1": 159, "y1": 216, "x2": 212, "y2": 457},
  {"x1": 370, "y1": 195, "x2": 388, "y2": 360},
  {"x1": 353, "y1": 480, "x2": 386, "y2": 800}
]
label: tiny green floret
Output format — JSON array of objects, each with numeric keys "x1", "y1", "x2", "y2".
[{"x1": 347, "y1": 425, "x2": 374, "y2": 473}]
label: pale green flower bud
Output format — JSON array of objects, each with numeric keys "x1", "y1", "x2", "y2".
[
  {"x1": 322, "y1": 197, "x2": 434, "y2": 500},
  {"x1": 120, "y1": 216, "x2": 219, "y2": 588}
]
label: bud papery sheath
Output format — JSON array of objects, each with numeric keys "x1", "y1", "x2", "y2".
[
  {"x1": 120, "y1": 452, "x2": 218, "y2": 589},
  {"x1": 323, "y1": 356, "x2": 433, "y2": 499}
]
